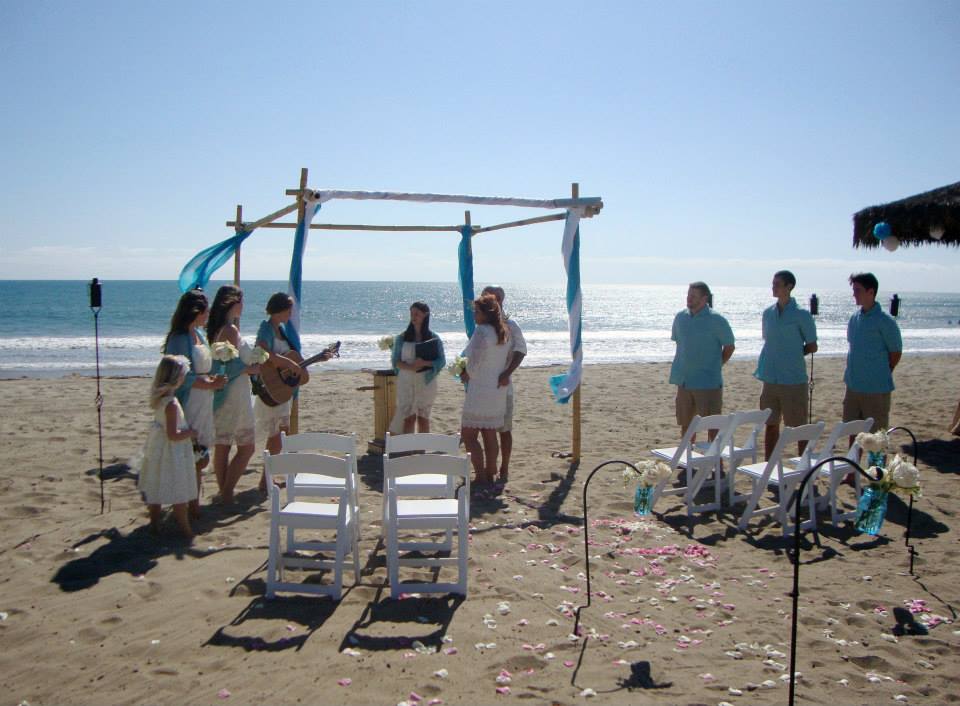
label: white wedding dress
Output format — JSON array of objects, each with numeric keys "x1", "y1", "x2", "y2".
[{"x1": 461, "y1": 323, "x2": 511, "y2": 429}]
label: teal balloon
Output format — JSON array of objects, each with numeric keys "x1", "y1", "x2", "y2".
[{"x1": 873, "y1": 222, "x2": 891, "y2": 240}]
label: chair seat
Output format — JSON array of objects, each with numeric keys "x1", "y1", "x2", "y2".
[
  {"x1": 281, "y1": 500, "x2": 346, "y2": 519},
  {"x1": 736, "y1": 461, "x2": 804, "y2": 485},
  {"x1": 396, "y1": 498, "x2": 460, "y2": 520},
  {"x1": 651, "y1": 447, "x2": 707, "y2": 466}
]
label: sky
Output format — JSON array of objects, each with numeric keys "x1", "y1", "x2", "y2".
[{"x1": 1, "y1": 1, "x2": 958, "y2": 291}]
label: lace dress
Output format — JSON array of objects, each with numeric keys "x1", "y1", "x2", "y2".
[
  {"x1": 389, "y1": 341, "x2": 440, "y2": 433},
  {"x1": 184, "y1": 342, "x2": 215, "y2": 449},
  {"x1": 213, "y1": 340, "x2": 256, "y2": 446},
  {"x1": 137, "y1": 397, "x2": 197, "y2": 505},
  {"x1": 255, "y1": 336, "x2": 292, "y2": 438},
  {"x1": 461, "y1": 323, "x2": 511, "y2": 429}
]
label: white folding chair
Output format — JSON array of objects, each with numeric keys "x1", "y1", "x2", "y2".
[
  {"x1": 800, "y1": 418, "x2": 874, "y2": 523},
  {"x1": 383, "y1": 432, "x2": 461, "y2": 549},
  {"x1": 731, "y1": 422, "x2": 825, "y2": 536},
  {"x1": 651, "y1": 413, "x2": 733, "y2": 515},
  {"x1": 262, "y1": 451, "x2": 360, "y2": 600},
  {"x1": 384, "y1": 453, "x2": 470, "y2": 599},
  {"x1": 718, "y1": 409, "x2": 773, "y2": 505},
  {"x1": 280, "y1": 431, "x2": 360, "y2": 551}
]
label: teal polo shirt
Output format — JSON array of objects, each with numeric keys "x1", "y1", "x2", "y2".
[
  {"x1": 843, "y1": 303, "x2": 902, "y2": 393},
  {"x1": 669, "y1": 306, "x2": 735, "y2": 390},
  {"x1": 754, "y1": 298, "x2": 817, "y2": 385}
]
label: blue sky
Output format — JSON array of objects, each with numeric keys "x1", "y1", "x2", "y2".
[{"x1": 1, "y1": 1, "x2": 958, "y2": 291}]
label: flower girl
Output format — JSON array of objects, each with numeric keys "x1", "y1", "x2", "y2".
[{"x1": 137, "y1": 355, "x2": 200, "y2": 538}]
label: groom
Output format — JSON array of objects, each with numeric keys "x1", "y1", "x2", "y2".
[{"x1": 482, "y1": 285, "x2": 527, "y2": 482}]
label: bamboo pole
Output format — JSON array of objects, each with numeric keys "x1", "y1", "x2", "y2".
[
  {"x1": 571, "y1": 183, "x2": 582, "y2": 465},
  {"x1": 226, "y1": 221, "x2": 461, "y2": 232},
  {"x1": 290, "y1": 167, "x2": 308, "y2": 435},
  {"x1": 473, "y1": 212, "x2": 567, "y2": 234},
  {"x1": 233, "y1": 204, "x2": 242, "y2": 286}
]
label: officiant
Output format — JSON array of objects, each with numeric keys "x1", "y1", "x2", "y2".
[{"x1": 389, "y1": 301, "x2": 446, "y2": 434}]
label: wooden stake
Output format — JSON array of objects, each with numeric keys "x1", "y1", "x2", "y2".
[
  {"x1": 571, "y1": 183, "x2": 582, "y2": 465},
  {"x1": 233, "y1": 204, "x2": 242, "y2": 286},
  {"x1": 290, "y1": 167, "x2": 308, "y2": 435}
]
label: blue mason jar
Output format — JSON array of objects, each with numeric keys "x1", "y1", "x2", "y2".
[
  {"x1": 634, "y1": 484, "x2": 654, "y2": 516},
  {"x1": 855, "y1": 485, "x2": 889, "y2": 535}
]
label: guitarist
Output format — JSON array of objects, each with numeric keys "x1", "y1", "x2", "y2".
[{"x1": 253, "y1": 292, "x2": 334, "y2": 492}]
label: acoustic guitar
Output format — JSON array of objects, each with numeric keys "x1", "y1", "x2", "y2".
[{"x1": 254, "y1": 341, "x2": 341, "y2": 407}]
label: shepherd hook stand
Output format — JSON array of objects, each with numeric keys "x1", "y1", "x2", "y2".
[
  {"x1": 887, "y1": 426, "x2": 919, "y2": 574},
  {"x1": 573, "y1": 459, "x2": 641, "y2": 637},
  {"x1": 787, "y1": 456, "x2": 882, "y2": 706}
]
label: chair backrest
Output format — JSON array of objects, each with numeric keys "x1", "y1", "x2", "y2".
[
  {"x1": 385, "y1": 432, "x2": 461, "y2": 455},
  {"x1": 263, "y1": 450, "x2": 354, "y2": 495},
  {"x1": 811, "y1": 418, "x2": 874, "y2": 464},
  {"x1": 689, "y1": 413, "x2": 734, "y2": 458},
  {"x1": 725, "y1": 408, "x2": 773, "y2": 454},
  {"x1": 384, "y1": 453, "x2": 471, "y2": 482},
  {"x1": 774, "y1": 422, "x2": 825, "y2": 472},
  {"x1": 281, "y1": 431, "x2": 356, "y2": 455}
]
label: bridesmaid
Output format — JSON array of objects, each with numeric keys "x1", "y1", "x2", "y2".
[
  {"x1": 207, "y1": 285, "x2": 260, "y2": 503},
  {"x1": 254, "y1": 292, "x2": 331, "y2": 491},
  {"x1": 163, "y1": 289, "x2": 226, "y2": 515}
]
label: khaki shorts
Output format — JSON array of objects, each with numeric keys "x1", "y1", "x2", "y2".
[
  {"x1": 497, "y1": 392, "x2": 514, "y2": 433},
  {"x1": 759, "y1": 382, "x2": 808, "y2": 427},
  {"x1": 842, "y1": 388, "x2": 890, "y2": 432},
  {"x1": 675, "y1": 386, "x2": 722, "y2": 428}
]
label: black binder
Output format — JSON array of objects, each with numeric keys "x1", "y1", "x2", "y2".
[{"x1": 415, "y1": 338, "x2": 441, "y2": 361}]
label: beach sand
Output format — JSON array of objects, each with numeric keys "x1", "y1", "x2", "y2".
[{"x1": 1, "y1": 355, "x2": 957, "y2": 705}]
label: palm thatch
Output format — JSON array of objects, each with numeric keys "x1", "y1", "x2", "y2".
[{"x1": 852, "y1": 180, "x2": 960, "y2": 248}]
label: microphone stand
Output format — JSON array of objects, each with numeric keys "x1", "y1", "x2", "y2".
[{"x1": 90, "y1": 279, "x2": 105, "y2": 514}]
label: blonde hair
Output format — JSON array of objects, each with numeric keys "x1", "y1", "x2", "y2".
[{"x1": 150, "y1": 355, "x2": 190, "y2": 409}]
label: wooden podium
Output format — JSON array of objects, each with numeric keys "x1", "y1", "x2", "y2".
[{"x1": 358, "y1": 368, "x2": 397, "y2": 454}]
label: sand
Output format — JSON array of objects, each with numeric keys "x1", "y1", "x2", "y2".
[{"x1": 0, "y1": 355, "x2": 957, "y2": 705}]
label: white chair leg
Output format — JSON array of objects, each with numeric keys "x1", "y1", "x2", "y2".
[
  {"x1": 266, "y1": 519, "x2": 280, "y2": 599},
  {"x1": 457, "y1": 521, "x2": 468, "y2": 596},
  {"x1": 386, "y1": 516, "x2": 399, "y2": 600}
]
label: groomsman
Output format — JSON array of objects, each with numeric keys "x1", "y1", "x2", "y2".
[
  {"x1": 843, "y1": 272, "x2": 902, "y2": 435},
  {"x1": 482, "y1": 285, "x2": 526, "y2": 483},
  {"x1": 669, "y1": 281, "x2": 735, "y2": 440},
  {"x1": 754, "y1": 270, "x2": 818, "y2": 458}
]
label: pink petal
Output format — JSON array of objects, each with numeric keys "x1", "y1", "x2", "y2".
[
  {"x1": 337, "y1": 679, "x2": 352, "y2": 687},
  {"x1": 563, "y1": 660, "x2": 575, "y2": 668},
  {"x1": 217, "y1": 689, "x2": 231, "y2": 699},
  {"x1": 496, "y1": 686, "x2": 511, "y2": 695}
]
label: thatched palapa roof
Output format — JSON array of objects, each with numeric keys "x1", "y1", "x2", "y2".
[{"x1": 852, "y1": 180, "x2": 960, "y2": 248}]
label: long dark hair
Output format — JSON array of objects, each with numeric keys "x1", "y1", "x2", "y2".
[
  {"x1": 474, "y1": 294, "x2": 506, "y2": 344},
  {"x1": 163, "y1": 289, "x2": 208, "y2": 350},
  {"x1": 266, "y1": 292, "x2": 294, "y2": 315},
  {"x1": 207, "y1": 285, "x2": 243, "y2": 343},
  {"x1": 402, "y1": 301, "x2": 434, "y2": 342}
]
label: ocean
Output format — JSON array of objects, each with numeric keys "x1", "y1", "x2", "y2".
[{"x1": 2, "y1": 280, "x2": 959, "y2": 378}]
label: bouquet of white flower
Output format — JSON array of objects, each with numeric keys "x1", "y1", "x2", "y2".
[
  {"x1": 378, "y1": 335, "x2": 395, "y2": 352},
  {"x1": 855, "y1": 430, "x2": 891, "y2": 454},
  {"x1": 210, "y1": 341, "x2": 239, "y2": 362},
  {"x1": 622, "y1": 459, "x2": 673, "y2": 488},
  {"x1": 447, "y1": 355, "x2": 468, "y2": 380},
  {"x1": 245, "y1": 346, "x2": 270, "y2": 365},
  {"x1": 872, "y1": 453, "x2": 922, "y2": 498}
]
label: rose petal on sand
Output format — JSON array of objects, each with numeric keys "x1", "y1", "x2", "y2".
[
  {"x1": 495, "y1": 686, "x2": 511, "y2": 695},
  {"x1": 563, "y1": 660, "x2": 575, "y2": 668},
  {"x1": 217, "y1": 689, "x2": 231, "y2": 699},
  {"x1": 337, "y1": 679, "x2": 352, "y2": 687}
]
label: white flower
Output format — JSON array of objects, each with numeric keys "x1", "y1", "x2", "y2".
[
  {"x1": 447, "y1": 355, "x2": 468, "y2": 378},
  {"x1": 210, "y1": 341, "x2": 239, "y2": 362},
  {"x1": 856, "y1": 430, "x2": 890, "y2": 454},
  {"x1": 888, "y1": 454, "x2": 921, "y2": 495},
  {"x1": 624, "y1": 459, "x2": 673, "y2": 487},
  {"x1": 377, "y1": 335, "x2": 395, "y2": 351},
  {"x1": 247, "y1": 346, "x2": 270, "y2": 365}
]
